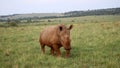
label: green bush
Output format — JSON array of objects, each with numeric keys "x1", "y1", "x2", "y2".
[{"x1": 9, "y1": 22, "x2": 18, "y2": 27}]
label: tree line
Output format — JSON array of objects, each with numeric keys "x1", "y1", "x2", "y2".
[
  {"x1": 0, "y1": 7, "x2": 120, "y2": 22},
  {"x1": 64, "y1": 7, "x2": 120, "y2": 17}
]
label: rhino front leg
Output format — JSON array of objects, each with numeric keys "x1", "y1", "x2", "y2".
[
  {"x1": 53, "y1": 45, "x2": 61, "y2": 57},
  {"x1": 65, "y1": 50, "x2": 70, "y2": 58},
  {"x1": 56, "y1": 49, "x2": 61, "y2": 57}
]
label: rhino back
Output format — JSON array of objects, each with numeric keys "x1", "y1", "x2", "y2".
[{"x1": 40, "y1": 26, "x2": 60, "y2": 45}]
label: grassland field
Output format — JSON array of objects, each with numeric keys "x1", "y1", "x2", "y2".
[{"x1": 0, "y1": 15, "x2": 120, "y2": 68}]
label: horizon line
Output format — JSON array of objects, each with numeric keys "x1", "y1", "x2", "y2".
[{"x1": 0, "y1": 7, "x2": 120, "y2": 16}]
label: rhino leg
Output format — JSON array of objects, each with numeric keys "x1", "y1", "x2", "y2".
[
  {"x1": 65, "y1": 50, "x2": 70, "y2": 58},
  {"x1": 53, "y1": 45, "x2": 61, "y2": 57},
  {"x1": 41, "y1": 44, "x2": 45, "y2": 54},
  {"x1": 50, "y1": 47, "x2": 54, "y2": 56},
  {"x1": 56, "y1": 49, "x2": 61, "y2": 57}
]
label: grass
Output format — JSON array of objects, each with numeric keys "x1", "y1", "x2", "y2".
[{"x1": 0, "y1": 15, "x2": 120, "y2": 68}]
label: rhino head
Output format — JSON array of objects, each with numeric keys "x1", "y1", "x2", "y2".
[{"x1": 58, "y1": 24, "x2": 73, "y2": 50}]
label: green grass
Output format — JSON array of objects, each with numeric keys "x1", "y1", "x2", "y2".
[{"x1": 0, "y1": 15, "x2": 120, "y2": 68}]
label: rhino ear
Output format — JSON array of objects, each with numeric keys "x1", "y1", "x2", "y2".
[
  {"x1": 68, "y1": 24, "x2": 73, "y2": 30},
  {"x1": 59, "y1": 26, "x2": 63, "y2": 31}
]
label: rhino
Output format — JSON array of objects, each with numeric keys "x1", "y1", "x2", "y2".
[{"x1": 39, "y1": 24, "x2": 73, "y2": 57}]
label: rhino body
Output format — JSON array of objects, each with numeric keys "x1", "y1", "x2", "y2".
[{"x1": 39, "y1": 24, "x2": 73, "y2": 57}]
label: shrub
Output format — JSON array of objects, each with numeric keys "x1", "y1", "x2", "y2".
[{"x1": 9, "y1": 22, "x2": 18, "y2": 27}]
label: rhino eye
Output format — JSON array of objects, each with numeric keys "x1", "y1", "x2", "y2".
[{"x1": 59, "y1": 26, "x2": 63, "y2": 31}]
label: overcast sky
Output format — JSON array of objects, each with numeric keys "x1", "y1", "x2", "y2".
[{"x1": 1, "y1": 0, "x2": 120, "y2": 15}]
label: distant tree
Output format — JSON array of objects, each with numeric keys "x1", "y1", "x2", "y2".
[
  {"x1": 27, "y1": 18, "x2": 32, "y2": 23},
  {"x1": 64, "y1": 8, "x2": 120, "y2": 17},
  {"x1": 9, "y1": 22, "x2": 18, "y2": 26},
  {"x1": 48, "y1": 20, "x2": 51, "y2": 22},
  {"x1": 71, "y1": 20, "x2": 75, "y2": 22},
  {"x1": 7, "y1": 18, "x2": 11, "y2": 23}
]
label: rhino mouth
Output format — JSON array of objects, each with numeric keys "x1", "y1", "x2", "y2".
[
  {"x1": 61, "y1": 40, "x2": 71, "y2": 50},
  {"x1": 60, "y1": 37, "x2": 71, "y2": 50}
]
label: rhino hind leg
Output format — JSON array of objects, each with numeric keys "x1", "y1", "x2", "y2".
[{"x1": 41, "y1": 44, "x2": 45, "y2": 54}]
